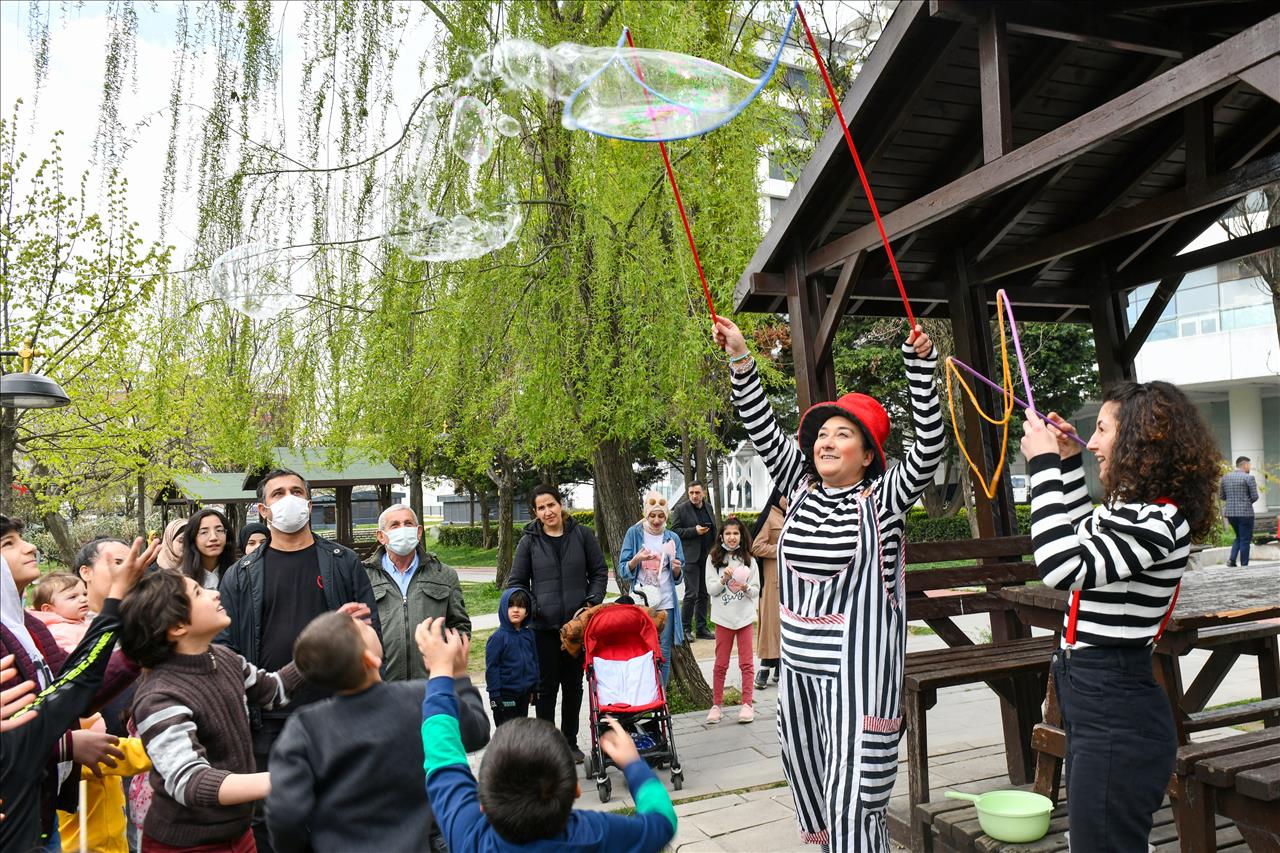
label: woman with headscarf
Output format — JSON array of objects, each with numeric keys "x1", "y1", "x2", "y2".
[
  {"x1": 617, "y1": 492, "x2": 686, "y2": 686},
  {"x1": 714, "y1": 316, "x2": 944, "y2": 852},
  {"x1": 152, "y1": 518, "x2": 186, "y2": 573},
  {"x1": 1, "y1": 516, "x2": 157, "y2": 851},
  {"x1": 750, "y1": 490, "x2": 787, "y2": 690},
  {"x1": 179, "y1": 508, "x2": 237, "y2": 590},
  {"x1": 237, "y1": 522, "x2": 271, "y2": 557}
]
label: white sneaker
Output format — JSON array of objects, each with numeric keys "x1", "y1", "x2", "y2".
[
  {"x1": 738, "y1": 703, "x2": 754, "y2": 724},
  {"x1": 706, "y1": 705, "x2": 722, "y2": 724}
]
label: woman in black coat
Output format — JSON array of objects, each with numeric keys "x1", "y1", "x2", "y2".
[{"x1": 507, "y1": 485, "x2": 608, "y2": 763}]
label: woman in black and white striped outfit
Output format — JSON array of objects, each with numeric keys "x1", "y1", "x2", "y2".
[
  {"x1": 1021, "y1": 382, "x2": 1220, "y2": 852},
  {"x1": 713, "y1": 316, "x2": 944, "y2": 852}
]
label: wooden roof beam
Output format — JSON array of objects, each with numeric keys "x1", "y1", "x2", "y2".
[
  {"x1": 805, "y1": 14, "x2": 1280, "y2": 275},
  {"x1": 814, "y1": 253, "x2": 866, "y2": 368},
  {"x1": 974, "y1": 151, "x2": 1280, "y2": 281},
  {"x1": 930, "y1": 0, "x2": 1191, "y2": 59},
  {"x1": 979, "y1": 7, "x2": 1013, "y2": 164},
  {"x1": 1238, "y1": 56, "x2": 1280, "y2": 104},
  {"x1": 1110, "y1": 224, "x2": 1280, "y2": 290}
]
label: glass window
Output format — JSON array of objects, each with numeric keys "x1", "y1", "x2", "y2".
[
  {"x1": 1199, "y1": 315, "x2": 1218, "y2": 335},
  {"x1": 1182, "y1": 267, "x2": 1218, "y2": 288},
  {"x1": 1220, "y1": 276, "x2": 1269, "y2": 307},
  {"x1": 1221, "y1": 303, "x2": 1272, "y2": 331},
  {"x1": 1179, "y1": 318, "x2": 1198, "y2": 337},
  {"x1": 1176, "y1": 284, "x2": 1218, "y2": 314},
  {"x1": 769, "y1": 196, "x2": 785, "y2": 220},
  {"x1": 1149, "y1": 320, "x2": 1176, "y2": 342}
]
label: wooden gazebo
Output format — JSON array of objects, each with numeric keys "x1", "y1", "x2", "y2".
[
  {"x1": 736, "y1": 1, "x2": 1278, "y2": 843},
  {"x1": 154, "y1": 473, "x2": 259, "y2": 531},
  {"x1": 739, "y1": 0, "x2": 1278, "y2": 539}
]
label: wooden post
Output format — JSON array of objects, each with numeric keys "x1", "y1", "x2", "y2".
[
  {"x1": 786, "y1": 248, "x2": 831, "y2": 410},
  {"x1": 978, "y1": 7, "x2": 1013, "y2": 163},
  {"x1": 336, "y1": 485, "x2": 354, "y2": 546},
  {"x1": 1090, "y1": 272, "x2": 1136, "y2": 387},
  {"x1": 377, "y1": 484, "x2": 393, "y2": 511}
]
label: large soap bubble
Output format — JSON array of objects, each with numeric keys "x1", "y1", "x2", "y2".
[
  {"x1": 387, "y1": 191, "x2": 523, "y2": 263},
  {"x1": 448, "y1": 96, "x2": 495, "y2": 166},
  {"x1": 494, "y1": 114, "x2": 521, "y2": 137},
  {"x1": 209, "y1": 243, "x2": 308, "y2": 321},
  {"x1": 562, "y1": 1, "x2": 798, "y2": 142}
]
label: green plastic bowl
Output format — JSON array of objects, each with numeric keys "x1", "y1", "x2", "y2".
[{"x1": 944, "y1": 790, "x2": 1053, "y2": 843}]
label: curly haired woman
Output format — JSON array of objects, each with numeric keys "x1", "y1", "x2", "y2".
[{"x1": 1020, "y1": 382, "x2": 1220, "y2": 852}]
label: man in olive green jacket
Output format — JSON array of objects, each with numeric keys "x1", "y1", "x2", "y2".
[{"x1": 363, "y1": 506, "x2": 471, "y2": 680}]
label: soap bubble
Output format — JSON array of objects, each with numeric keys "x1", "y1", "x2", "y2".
[
  {"x1": 387, "y1": 190, "x2": 523, "y2": 263},
  {"x1": 492, "y1": 39, "x2": 556, "y2": 96},
  {"x1": 562, "y1": 45, "x2": 758, "y2": 141},
  {"x1": 470, "y1": 50, "x2": 495, "y2": 83},
  {"x1": 209, "y1": 243, "x2": 308, "y2": 321},
  {"x1": 448, "y1": 96, "x2": 495, "y2": 166},
  {"x1": 494, "y1": 113, "x2": 521, "y2": 137}
]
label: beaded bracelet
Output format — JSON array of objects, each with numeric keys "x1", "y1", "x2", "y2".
[{"x1": 728, "y1": 351, "x2": 751, "y2": 363}]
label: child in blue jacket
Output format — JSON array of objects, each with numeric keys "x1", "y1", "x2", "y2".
[
  {"x1": 484, "y1": 588, "x2": 539, "y2": 726},
  {"x1": 420, "y1": 618, "x2": 676, "y2": 853}
]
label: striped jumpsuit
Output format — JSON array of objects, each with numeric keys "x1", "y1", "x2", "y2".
[{"x1": 730, "y1": 343, "x2": 944, "y2": 851}]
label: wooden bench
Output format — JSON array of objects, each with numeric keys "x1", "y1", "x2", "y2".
[
  {"x1": 1171, "y1": 728, "x2": 1280, "y2": 852},
  {"x1": 897, "y1": 535, "x2": 1053, "y2": 851},
  {"x1": 905, "y1": 636, "x2": 1056, "y2": 851},
  {"x1": 1182, "y1": 622, "x2": 1280, "y2": 734}
]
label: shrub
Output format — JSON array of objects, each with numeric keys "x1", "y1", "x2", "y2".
[{"x1": 436, "y1": 525, "x2": 522, "y2": 548}]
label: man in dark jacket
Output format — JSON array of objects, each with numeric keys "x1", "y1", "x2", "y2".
[
  {"x1": 216, "y1": 468, "x2": 380, "y2": 853},
  {"x1": 364, "y1": 505, "x2": 470, "y2": 680},
  {"x1": 507, "y1": 485, "x2": 608, "y2": 762},
  {"x1": 671, "y1": 482, "x2": 717, "y2": 639}
]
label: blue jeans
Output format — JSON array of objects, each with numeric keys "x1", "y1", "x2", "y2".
[
  {"x1": 658, "y1": 607, "x2": 675, "y2": 686},
  {"x1": 1053, "y1": 647, "x2": 1175, "y2": 852},
  {"x1": 41, "y1": 825, "x2": 61, "y2": 852},
  {"x1": 1228, "y1": 515, "x2": 1254, "y2": 565}
]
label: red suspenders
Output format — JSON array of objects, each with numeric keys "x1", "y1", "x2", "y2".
[{"x1": 1063, "y1": 497, "x2": 1181, "y2": 647}]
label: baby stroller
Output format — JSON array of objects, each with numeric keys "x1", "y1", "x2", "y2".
[{"x1": 583, "y1": 603, "x2": 684, "y2": 802}]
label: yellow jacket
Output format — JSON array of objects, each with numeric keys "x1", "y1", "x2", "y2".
[{"x1": 58, "y1": 737, "x2": 151, "y2": 853}]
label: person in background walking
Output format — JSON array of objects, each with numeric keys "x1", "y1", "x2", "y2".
[
  {"x1": 508, "y1": 485, "x2": 609, "y2": 764},
  {"x1": 364, "y1": 505, "x2": 470, "y2": 681},
  {"x1": 1220, "y1": 456, "x2": 1259, "y2": 567},
  {"x1": 672, "y1": 482, "x2": 717, "y2": 640},
  {"x1": 750, "y1": 491, "x2": 786, "y2": 690}
]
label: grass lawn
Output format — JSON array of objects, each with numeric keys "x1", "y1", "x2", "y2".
[
  {"x1": 432, "y1": 542, "x2": 500, "y2": 566},
  {"x1": 461, "y1": 581, "x2": 504, "y2": 616}
]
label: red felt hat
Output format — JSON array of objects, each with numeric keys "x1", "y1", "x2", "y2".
[{"x1": 797, "y1": 393, "x2": 890, "y2": 480}]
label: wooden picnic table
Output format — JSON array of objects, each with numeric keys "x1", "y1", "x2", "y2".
[{"x1": 998, "y1": 563, "x2": 1280, "y2": 744}]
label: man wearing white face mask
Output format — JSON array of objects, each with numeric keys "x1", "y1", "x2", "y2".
[
  {"x1": 363, "y1": 505, "x2": 470, "y2": 681},
  {"x1": 215, "y1": 468, "x2": 380, "y2": 853}
]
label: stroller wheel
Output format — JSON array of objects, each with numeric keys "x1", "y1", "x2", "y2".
[
  {"x1": 671, "y1": 770, "x2": 684, "y2": 791},
  {"x1": 597, "y1": 779, "x2": 612, "y2": 803},
  {"x1": 583, "y1": 753, "x2": 594, "y2": 776}
]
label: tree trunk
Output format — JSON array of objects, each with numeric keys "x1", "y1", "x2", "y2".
[
  {"x1": 670, "y1": 640, "x2": 713, "y2": 708},
  {"x1": 468, "y1": 486, "x2": 475, "y2": 526},
  {"x1": 41, "y1": 509, "x2": 77, "y2": 566},
  {"x1": 494, "y1": 458, "x2": 516, "y2": 587},
  {"x1": 961, "y1": 468, "x2": 980, "y2": 538},
  {"x1": 0, "y1": 408, "x2": 14, "y2": 516},
  {"x1": 694, "y1": 438, "x2": 708, "y2": 488},
  {"x1": 680, "y1": 428, "x2": 692, "y2": 490},
  {"x1": 136, "y1": 474, "x2": 147, "y2": 536},
  {"x1": 591, "y1": 438, "x2": 640, "y2": 579},
  {"x1": 709, "y1": 452, "x2": 725, "y2": 521},
  {"x1": 478, "y1": 485, "x2": 493, "y2": 550},
  {"x1": 408, "y1": 456, "x2": 424, "y2": 522}
]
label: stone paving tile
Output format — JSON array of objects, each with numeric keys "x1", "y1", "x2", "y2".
[
  {"x1": 685, "y1": 798, "x2": 795, "y2": 837},
  {"x1": 709, "y1": 816, "x2": 810, "y2": 852},
  {"x1": 674, "y1": 793, "x2": 747, "y2": 817}
]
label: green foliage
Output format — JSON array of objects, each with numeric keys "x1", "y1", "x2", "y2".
[
  {"x1": 437, "y1": 525, "x2": 523, "y2": 549},
  {"x1": 902, "y1": 505, "x2": 1034, "y2": 542}
]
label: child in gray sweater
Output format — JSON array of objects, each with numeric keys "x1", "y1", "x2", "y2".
[{"x1": 266, "y1": 611, "x2": 490, "y2": 853}]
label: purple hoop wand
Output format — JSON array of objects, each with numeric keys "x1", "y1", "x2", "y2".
[
  {"x1": 997, "y1": 288, "x2": 1036, "y2": 415},
  {"x1": 947, "y1": 357, "x2": 1089, "y2": 448}
]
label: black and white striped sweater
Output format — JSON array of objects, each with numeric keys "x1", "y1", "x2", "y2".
[
  {"x1": 730, "y1": 344, "x2": 945, "y2": 594},
  {"x1": 1028, "y1": 452, "x2": 1189, "y2": 648}
]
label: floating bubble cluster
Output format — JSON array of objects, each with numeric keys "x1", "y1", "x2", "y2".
[
  {"x1": 387, "y1": 190, "x2": 524, "y2": 263},
  {"x1": 209, "y1": 243, "x2": 309, "y2": 321}
]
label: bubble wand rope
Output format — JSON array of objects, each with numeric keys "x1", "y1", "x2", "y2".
[
  {"x1": 947, "y1": 357, "x2": 1088, "y2": 448},
  {"x1": 944, "y1": 290, "x2": 1015, "y2": 499},
  {"x1": 796, "y1": 3, "x2": 915, "y2": 329},
  {"x1": 623, "y1": 28, "x2": 718, "y2": 325}
]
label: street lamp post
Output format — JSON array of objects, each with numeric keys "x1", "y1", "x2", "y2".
[{"x1": 1, "y1": 340, "x2": 71, "y2": 409}]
